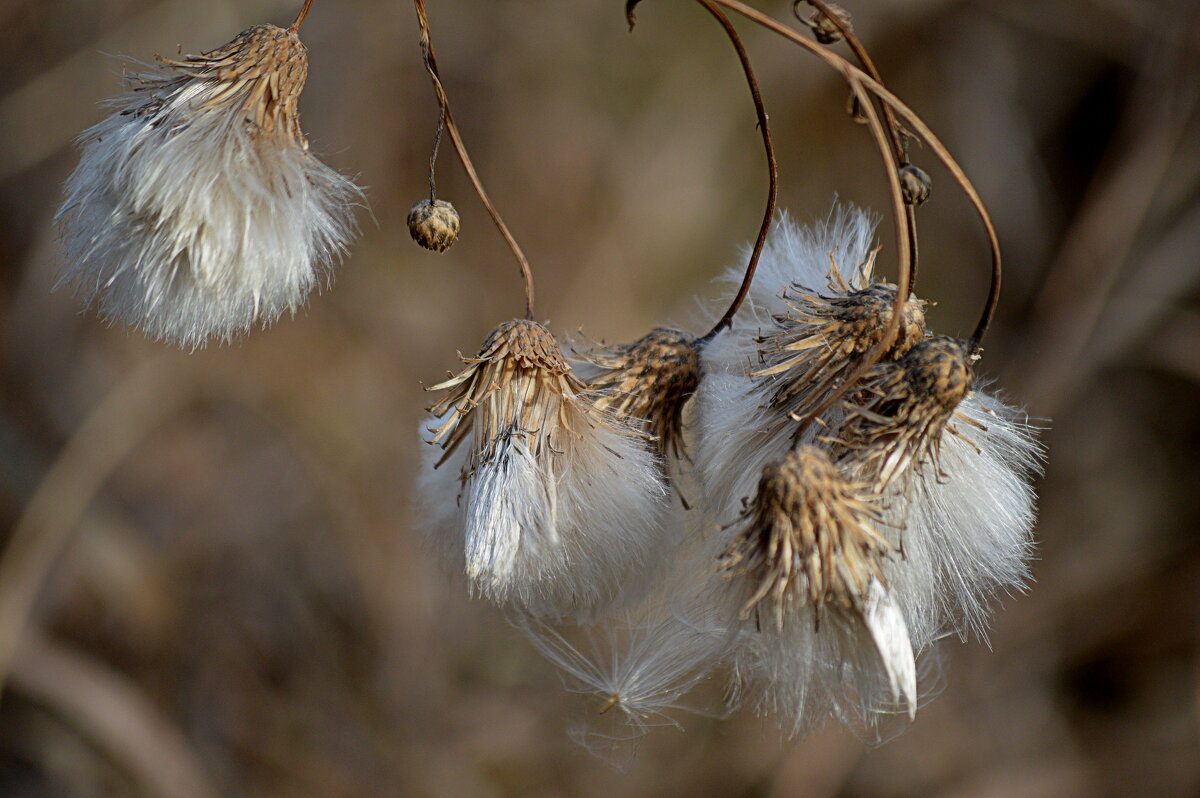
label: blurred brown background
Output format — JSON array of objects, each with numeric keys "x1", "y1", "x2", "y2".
[{"x1": 2, "y1": 0, "x2": 1199, "y2": 796}]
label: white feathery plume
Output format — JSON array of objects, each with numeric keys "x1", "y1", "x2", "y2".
[
  {"x1": 694, "y1": 207, "x2": 1040, "y2": 731},
  {"x1": 420, "y1": 319, "x2": 670, "y2": 617},
  {"x1": 55, "y1": 23, "x2": 362, "y2": 349}
]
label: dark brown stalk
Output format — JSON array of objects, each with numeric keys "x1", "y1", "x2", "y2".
[
  {"x1": 800, "y1": 0, "x2": 920, "y2": 294},
  {"x1": 289, "y1": 0, "x2": 314, "y2": 33},
  {"x1": 627, "y1": 0, "x2": 778, "y2": 345},
  {"x1": 710, "y1": 0, "x2": 1001, "y2": 351},
  {"x1": 413, "y1": 0, "x2": 537, "y2": 320}
]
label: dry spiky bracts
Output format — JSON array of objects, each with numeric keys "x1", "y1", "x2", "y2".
[
  {"x1": 421, "y1": 318, "x2": 669, "y2": 616},
  {"x1": 582, "y1": 327, "x2": 700, "y2": 462},
  {"x1": 755, "y1": 275, "x2": 927, "y2": 425},
  {"x1": 718, "y1": 446, "x2": 893, "y2": 628},
  {"x1": 716, "y1": 445, "x2": 917, "y2": 727},
  {"x1": 836, "y1": 336, "x2": 974, "y2": 489},
  {"x1": 408, "y1": 198, "x2": 460, "y2": 252},
  {"x1": 55, "y1": 23, "x2": 361, "y2": 349}
]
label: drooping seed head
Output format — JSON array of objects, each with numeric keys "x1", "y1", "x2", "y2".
[
  {"x1": 803, "y1": 3, "x2": 853, "y2": 45},
  {"x1": 835, "y1": 336, "x2": 974, "y2": 489},
  {"x1": 899, "y1": 164, "x2": 932, "y2": 206},
  {"x1": 583, "y1": 327, "x2": 700, "y2": 461},
  {"x1": 719, "y1": 445, "x2": 893, "y2": 630}
]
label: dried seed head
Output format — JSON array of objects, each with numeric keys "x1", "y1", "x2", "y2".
[
  {"x1": 804, "y1": 3, "x2": 853, "y2": 45},
  {"x1": 54, "y1": 23, "x2": 362, "y2": 349},
  {"x1": 899, "y1": 164, "x2": 932, "y2": 206},
  {"x1": 583, "y1": 327, "x2": 700, "y2": 460},
  {"x1": 836, "y1": 336, "x2": 974, "y2": 488},
  {"x1": 719, "y1": 446, "x2": 893, "y2": 630},
  {"x1": 408, "y1": 198, "x2": 460, "y2": 252},
  {"x1": 754, "y1": 259, "x2": 927, "y2": 423},
  {"x1": 427, "y1": 318, "x2": 590, "y2": 467},
  {"x1": 149, "y1": 24, "x2": 309, "y2": 143}
]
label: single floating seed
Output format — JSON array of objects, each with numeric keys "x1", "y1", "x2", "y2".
[
  {"x1": 408, "y1": 198, "x2": 460, "y2": 252},
  {"x1": 899, "y1": 164, "x2": 932, "y2": 206}
]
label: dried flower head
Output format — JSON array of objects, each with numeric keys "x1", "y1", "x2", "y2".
[
  {"x1": 55, "y1": 23, "x2": 361, "y2": 349},
  {"x1": 408, "y1": 198, "x2": 460, "y2": 252},
  {"x1": 755, "y1": 271, "x2": 927, "y2": 423},
  {"x1": 582, "y1": 327, "x2": 700, "y2": 461},
  {"x1": 719, "y1": 446, "x2": 893, "y2": 627},
  {"x1": 802, "y1": 2, "x2": 853, "y2": 44},
  {"x1": 836, "y1": 336, "x2": 975, "y2": 489},
  {"x1": 899, "y1": 163, "x2": 932, "y2": 206},
  {"x1": 421, "y1": 318, "x2": 669, "y2": 615}
]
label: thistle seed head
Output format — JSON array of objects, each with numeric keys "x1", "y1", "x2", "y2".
[
  {"x1": 754, "y1": 274, "x2": 927, "y2": 422},
  {"x1": 583, "y1": 327, "x2": 700, "y2": 460},
  {"x1": 148, "y1": 24, "x2": 309, "y2": 143},
  {"x1": 408, "y1": 198, "x2": 460, "y2": 252},
  {"x1": 835, "y1": 336, "x2": 974, "y2": 488},
  {"x1": 55, "y1": 23, "x2": 362, "y2": 349},
  {"x1": 719, "y1": 446, "x2": 893, "y2": 630}
]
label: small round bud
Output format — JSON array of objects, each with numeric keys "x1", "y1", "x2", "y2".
[
  {"x1": 408, "y1": 198, "x2": 460, "y2": 252},
  {"x1": 899, "y1": 164, "x2": 932, "y2": 206},
  {"x1": 805, "y1": 4, "x2": 852, "y2": 45}
]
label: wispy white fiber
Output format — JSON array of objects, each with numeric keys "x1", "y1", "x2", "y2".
[
  {"x1": 419, "y1": 398, "x2": 671, "y2": 619},
  {"x1": 55, "y1": 26, "x2": 362, "y2": 349}
]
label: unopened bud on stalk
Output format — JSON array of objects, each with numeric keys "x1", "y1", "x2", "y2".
[
  {"x1": 804, "y1": 3, "x2": 853, "y2": 45},
  {"x1": 899, "y1": 164, "x2": 932, "y2": 206},
  {"x1": 408, "y1": 198, "x2": 460, "y2": 252}
]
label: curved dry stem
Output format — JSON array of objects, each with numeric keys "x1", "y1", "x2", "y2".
[
  {"x1": 799, "y1": 0, "x2": 922, "y2": 294},
  {"x1": 711, "y1": 0, "x2": 1002, "y2": 350},
  {"x1": 414, "y1": 0, "x2": 536, "y2": 320},
  {"x1": 794, "y1": 74, "x2": 910, "y2": 436},
  {"x1": 289, "y1": 0, "x2": 314, "y2": 33},
  {"x1": 0, "y1": 357, "x2": 192, "y2": 700},
  {"x1": 628, "y1": 0, "x2": 779, "y2": 344}
]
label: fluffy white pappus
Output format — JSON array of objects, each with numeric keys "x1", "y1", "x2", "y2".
[
  {"x1": 725, "y1": 585, "x2": 919, "y2": 738},
  {"x1": 694, "y1": 207, "x2": 881, "y2": 528},
  {"x1": 55, "y1": 25, "x2": 362, "y2": 349},
  {"x1": 881, "y1": 390, "x2": 1042, "y2": 644},
  {"x1": 418, "y1": 406, "x2": 671, "y2": 618},
  {"x1": 514, "y1": 554, "x2": 732, "y2": 761}
]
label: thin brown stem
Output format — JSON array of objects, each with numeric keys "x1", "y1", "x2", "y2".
[
  {"x1": 711, "y1": 0, "x2": 1001, "y2": 350},
  {"x1": 414, "y1": 0, "x2": 536, "y2": 320},
  {"x1": 289, "y1": 0, "x2": 314, "y2": 33},
  {"x1": 800, "y1": 0, "x2": 921, "y2": 292}
]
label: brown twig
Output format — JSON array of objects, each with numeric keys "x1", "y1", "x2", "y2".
[
  {"x1": 709, "y1": 0, "x2": 1001, "y2": 351},
  {"x1": 289, "y1": 0, "x2": 314, "y2": 33},
  {"x1": 414, "y1": 0, "x2": 536, "y2": 320},
  {"x1": 800, "y1": 0, "x2": 921, "y2": 293}
]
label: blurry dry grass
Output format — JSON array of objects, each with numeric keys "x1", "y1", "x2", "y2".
[{"x1": 2, "y1": 0, "x2": 1199, "y2": 796}]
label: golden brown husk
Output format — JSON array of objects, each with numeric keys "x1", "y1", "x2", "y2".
[
  {"x1": 754, "y1": 274, "x2": 927, "y2": 422},
  {"x1": 140, "y1": 24, "x2": 309, "y2": 144},
  {"x1": 834, "y1": 336, "x2": 974, "y2": 488},
  {"x1": 426, "y1": 319, "x2": 592, "y2": 469},
  {"x1": 408, "y1": 199, "x2": 461, "y2": 252},
  {"x1": 719, "y1": 446, "x2": 893, "y2": 630},
  {"x1": 584, "y1": 327, "x2": 700, "y2": 460}
]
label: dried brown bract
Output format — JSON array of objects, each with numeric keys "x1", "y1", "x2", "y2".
[
  {"x1": 836, "y1": 336, "x2": 975, "y2": 488},
  {"x1": 753, "y1": 259, "x2": 927, "y2": 423},
  {"x1": 426, "y1": 318, "x2": 595, "y2": 467},
  {"x1": 719, "y1": 446, "x2": 893, "y2": 630},
  {"x1": 147, "y1": 24, "x2": 309, "y2": 144},
  {"x1": 583, "y1": 327, "x2": 700, "y2": 461}
]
